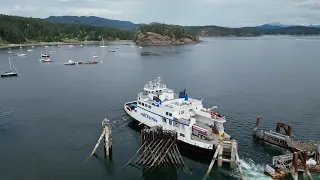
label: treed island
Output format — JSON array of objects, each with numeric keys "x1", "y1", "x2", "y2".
[{"x1": 2, "y1": 14, "x2": 320, "y2": 46}]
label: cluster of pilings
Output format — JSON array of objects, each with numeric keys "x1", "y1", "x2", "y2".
[
  {"x1": 124, "y1": 126, "x2": 185, "y2": 170},
  {"x1": 203, "y1": 140, "x2": 244, "y2": 180},
  {"x1": 90, "y1": 118, "x2": 112, "y2": 158}
]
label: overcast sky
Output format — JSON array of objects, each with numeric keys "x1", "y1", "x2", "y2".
[{"x1": 1, "y1": 0, "x2": 320, "y2": 27}]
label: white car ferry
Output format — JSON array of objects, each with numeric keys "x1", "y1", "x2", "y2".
[{"x1": 124, "y1": 77, "x2": 231, "y2": 152}]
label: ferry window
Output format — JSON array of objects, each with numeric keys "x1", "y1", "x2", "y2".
[
  {"x1": 180, "y1": 133, "x2": 185, "y2": 137},
  {"x1": 144, "y1": 104, "x2": 147, "y2": 107},
  {"x1": 138, "y1": 102, "x2": 141, "y2": 105},
  {"x1": 148, "y1": 105, "x2": 151, "y2": 109},
  {"x1": 162, "y1": 117, "x2": 166, "y2": 123},
  {"x1": 169, "y1": 120, "x2": 172, "y2": 125},
  {"x1": 169, "y1": 113, "x2": 172, "y2": 117},
  {"x1": 166, "y1": 112, "x2": 168, "y2": 116},
  {"x1": 142, "y1": 103, "x2": 144, "y2": 106},
  {"x1": 173, "y1": 121, "x2": 180, "y2": 128}
]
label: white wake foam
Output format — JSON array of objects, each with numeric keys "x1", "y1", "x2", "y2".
[{"x1": 228, "y1": 158, "x2": 272, "y2": 180}]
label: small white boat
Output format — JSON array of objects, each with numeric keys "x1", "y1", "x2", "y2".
[
  {"x1": 139, "y1": 46, "x2": 142, "y2": 49},
  {"x1": 80, "y1": 41, "x2": 84, "y2": 47},
  {"x1": 92, "y1": 55, "x2": 99, "y2": 58},
  {"x1": 69, "y1": 45, "x2": 74, "y2": 48},
  {"x1": 41, "y1": 48, "x2": 50, "y2": 58},
  {"x1": 40, "y1": 58, "x2": 53, "y2": 62},
  {"x1": 27, "y1": 49, "x2": 32, "y2": 52},
  {"x1": 109, "y1": 49, "x2": 116, "y2": 52},
  {"x1": 45, "y1": 45, "x2": 49, "y2": 48},
  {"x1": 17, "y1": 54, "x2": 28, "y2": 56},
  {"x1": 64, "y1": 60, "x2": 76, "y2": 65},
  {"x1": 31, "y1": 46, "x2": 35, "y2": 48}
]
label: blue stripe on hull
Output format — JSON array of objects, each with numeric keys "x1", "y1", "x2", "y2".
[{"x1": 137, "y1": 106, "x2": 189, "y2": 126}]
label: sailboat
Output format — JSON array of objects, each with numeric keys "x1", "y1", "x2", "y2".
[
  {"x1": 1, "y1": 57, "x2": 18, "y2": 77},
  {"x1": 80, "y1": 41, "x2": 83, "y2": 47},
  {"x1": 27, "y1": 46, "x2": 33, "y2": 51},
  {"x1": 17, "y1": 43, "x2": 28, "y2": 56},
  {"x1": 49, "y1": 45, "x2": 56, "y2": 53},
  {"x1": 7, "y1": 47, "x2": 13, "y2": 54},
  {"x1": 100, "y1": 37, "x2": 107, "y2": 48},
  {"x1": 57, "y1": 42, "x2": 61, "y2": 48}
]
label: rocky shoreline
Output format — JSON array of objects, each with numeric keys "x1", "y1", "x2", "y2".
[
  {"x1": 0, "y1": 40, "x2": 133, "y2": 49},
  {"x1": 133, "y1": 32, "x2": 200, "y2": 46}
]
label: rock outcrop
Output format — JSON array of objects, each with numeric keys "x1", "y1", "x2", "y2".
[{"x1": 133, "y1": 31, "x2": 200, "y2": 46}]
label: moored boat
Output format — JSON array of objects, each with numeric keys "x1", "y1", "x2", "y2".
[
  {"x1": 64, "y1": 60, "x2": 76, "y2": 65},
  {"x1": 1, "y1": 58, "x2": 19, "y2": 78}
]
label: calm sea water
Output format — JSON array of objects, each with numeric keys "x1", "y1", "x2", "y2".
[{"x1": 1, "y1": 36, "x2": 320, "y2": 180}]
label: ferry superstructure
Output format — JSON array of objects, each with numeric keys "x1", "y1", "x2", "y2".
[{"x1": 124, "y1": 77, "x2": 230, "y2": 152}]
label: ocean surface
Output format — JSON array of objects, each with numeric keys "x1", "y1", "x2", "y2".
[{"x1": 0, "y1": 36, "x2": 319, "y2": 180}]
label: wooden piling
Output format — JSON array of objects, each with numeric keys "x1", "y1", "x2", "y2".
[
  {"x1": 293, "y1": 152, "x2": 298, "y2": 180},
  {"x1": 217, "y1": 144, "x2": 223, "y2": 167},
  {"x1": 203, "y1": 144, "x2": 221, "y2": 180},
  {"x1": 89, "y1": 118, "x2": 112, "y2": 158},
  {"x1": 102, "y1": 118, "x2": 112, "y2": 158},
  {"x1": 91, "y1": 131, "x2": 105, "y2": 155},
  {"x1": 230, "y1": 141, "x2": 235, "y2": 168}
]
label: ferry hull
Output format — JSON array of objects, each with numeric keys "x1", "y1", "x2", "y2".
[{"x1": 124, "y1": 102, "x2": 216, "y2": 156}]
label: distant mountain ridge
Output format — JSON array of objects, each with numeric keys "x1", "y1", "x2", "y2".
[
  {"x1": 45, "y1": 16, "x2": 144, "y2": 30},
  {"x1": 253, "y1": 22, "x2": 320, "y2": 29}
]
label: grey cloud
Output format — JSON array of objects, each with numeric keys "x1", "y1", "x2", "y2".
[
  {"x1": 298, "y1": 2, "x2": 320, "y2": 10},
  {"x1": 2, "y1": 0, "x2": 320, "y2": 26}
]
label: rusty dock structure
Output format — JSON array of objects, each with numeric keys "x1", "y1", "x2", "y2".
[{"x1": 253, "y1": 116, "x2": 320, "y2": 179}]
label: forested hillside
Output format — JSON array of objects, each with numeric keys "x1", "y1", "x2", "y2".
[{"x1": 0, "y1": 14, "x2": 134, "y2": 44}]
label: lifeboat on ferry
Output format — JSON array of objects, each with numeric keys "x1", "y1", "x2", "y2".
[{"x1": 209, "y1": 110, "x2": 223, "y2": 118}]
